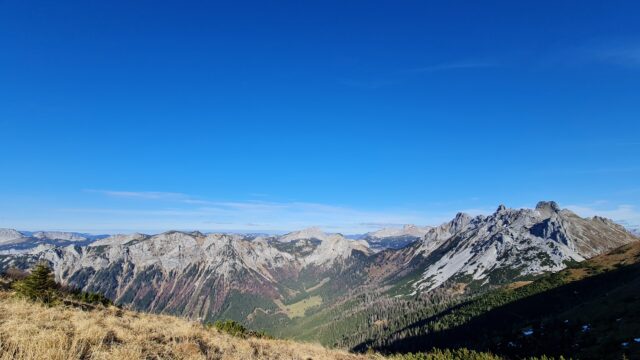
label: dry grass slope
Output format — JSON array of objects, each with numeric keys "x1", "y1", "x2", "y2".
[{"x1": 0, "y1": 291, "x2": 378, "y2": 360}]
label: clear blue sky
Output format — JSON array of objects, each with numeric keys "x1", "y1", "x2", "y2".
[{"x1": 1, "y1": 1, "x2": 639, "y2": 233}]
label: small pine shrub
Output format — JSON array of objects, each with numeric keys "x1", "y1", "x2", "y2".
[
  {"x1": 70, "y1": 289, "x2": 113, "y2": 306},
  {"x1": 390, "y1": 349, "x2": 567, "y2": 360},
  {"x1": 211, "y1": 319, "x2": 250, "y2": 337},
  {"x1": 208, "y1": 319, "x2": 271, "y2": 339},
  {"x1": 390, "y1": 348, "x2": 502, "y2": 360},
  {"x1": 12, "y1": 262, "x2": 59, "y2": 304}
]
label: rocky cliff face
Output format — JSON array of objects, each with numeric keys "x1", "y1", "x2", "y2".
[{"x1": 401, "y1": 201, "x2": 638, "y2": 292}]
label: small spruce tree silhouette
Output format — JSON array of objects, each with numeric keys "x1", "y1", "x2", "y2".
[{"x1": 13, "y1": 262, "x2": 58, "y2": 304}]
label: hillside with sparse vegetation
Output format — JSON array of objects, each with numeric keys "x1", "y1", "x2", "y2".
[
  {"x1": 0, "y1": 265, "x2": 564, "y2": 360},
  {"x1": 368, "y1": 241, "x2": 640, "y2": 360}
]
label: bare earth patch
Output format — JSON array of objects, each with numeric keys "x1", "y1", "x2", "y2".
[{"x1": 274, "y1": 295, "x2": 323, "y2": 318}]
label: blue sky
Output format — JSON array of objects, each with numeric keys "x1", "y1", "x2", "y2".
[{"x1": 1, "y1": 1, "x2": 639, "y2": 234}]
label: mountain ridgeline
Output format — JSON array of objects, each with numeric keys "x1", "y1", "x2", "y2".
[{"x1": 0, "y1": 201, "x2": 637, "y2": 358}]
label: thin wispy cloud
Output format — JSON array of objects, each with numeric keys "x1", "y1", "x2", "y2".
[
  {"x1": 338, "y1": 78, "x2": 396, "y2": 90},
  {"x1": 547, "y1": 39, "x2": 640, "y2": 69},
  {"x1": 566, "y1": 203, "x2": 640, "y2": 227},
  {"x1": 588, "y1": 43, "x2": 640, "y2": 68},
  {"x1": 85, "y1": 189, "x2": 187, "y2": 200},
  {"x1": 407, "y1": 61, "x2": 498, "y2": 73},
  {"x1": 359, "y1": 222, "x2": 408, "y2": 228},
  {"x1": 84, "y1": 189, "x2": 213, "y2": 205},
  {"x1": 10, "y1": 190, "x2": 639, "y2": 234},
  {"x1": 61, "y1": 190, "x2": 466, "y2": 233},
  {"x1": 558, "y1": 166, "x2": 640, "y2": 176},
  {"x1": 340, "y1": 58, "x2": 499, "y2": 89}
]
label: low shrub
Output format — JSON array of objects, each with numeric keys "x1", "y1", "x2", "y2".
[{"x1": 207, "y1": 319, "x2": 272, "y2": 339}]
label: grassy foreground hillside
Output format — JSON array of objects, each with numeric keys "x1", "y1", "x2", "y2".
[
  {"x1": 0, "y1": 264, "x2": 542, "y2": 360},
  {"x1": 0, "y1": 285, "x2": 514, "y2": 360},
  {"x1": 0, "y1": 290, "x2": 375, "y2": 360}
]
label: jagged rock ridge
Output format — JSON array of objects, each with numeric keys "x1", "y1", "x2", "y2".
[{"x1": 404, "y1": 201, "x2": 638, "y2": 292}]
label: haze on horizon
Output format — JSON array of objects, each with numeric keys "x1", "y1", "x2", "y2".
[{"x1": 1, "y1": 1, "x2": 639, "y2": 234}]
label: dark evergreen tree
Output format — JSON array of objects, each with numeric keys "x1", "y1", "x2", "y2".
[{"x1": 12, "y1": 262, "x2": 58, "y2": 304}]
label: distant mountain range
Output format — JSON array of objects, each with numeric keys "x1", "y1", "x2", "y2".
[
  {"x1": 0, "y1": 224, "x2": 430, "y2": 254},
  {"x1": 0, "y1": 229, "x2": 108, "y2": 253},
  {"x1": 0, "y1": 201, "x2": 638, "y2": 356},
  {"x1": 359, "y1": 224, "x2": 432, "y2": 251}
]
